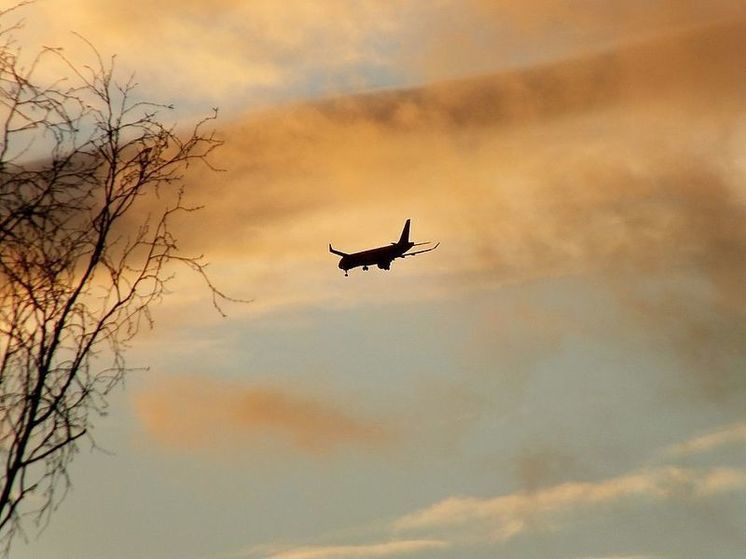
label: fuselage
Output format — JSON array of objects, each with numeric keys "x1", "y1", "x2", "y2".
[{"x1": 338, "y1": 241, "x2": 414, "y2": 272}]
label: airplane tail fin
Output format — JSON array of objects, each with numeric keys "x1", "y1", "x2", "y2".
[
  {"x1": 398, "y1": 219, "x2": 411, "y2": 245},
  {"x1": 329, "y1": 244, "x2": 348, "y2": 257}
]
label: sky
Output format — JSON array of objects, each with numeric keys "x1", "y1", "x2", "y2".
[{"x1": 8, "y1": 1, "x2": 746, "y2": 558}]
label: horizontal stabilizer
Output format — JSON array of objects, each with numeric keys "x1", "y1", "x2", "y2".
[{"x1": 402, "y1": 242, "x2": 439, "y2": 257}]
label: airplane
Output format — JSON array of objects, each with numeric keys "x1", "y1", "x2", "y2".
[{"x1": 329, "y1": 219, "x2": 439, "y2": 276}]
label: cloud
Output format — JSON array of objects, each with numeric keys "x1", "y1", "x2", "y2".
[
  {"x1": 245, "y1": 540, "x2": 448, "y2": 559},
  {"x1": 139, "y1": 19, "x2": 746, "y2": 400},
  {"x1": 21, "y1": 10, "x2": 746, "y2": 318},
  {"x1": 402, "y1": 0, "x2": 746, "y2": 80},
  {"x1": 19, "y1": 0, "x2": 407, "y2": 107},
  {"x1": 133, "y1": 375, "x2": 391, "y2": 455},
  {"x1": 174, "y1": 18, "x2": 746, "y2": 265},
  {"x1": 242, "y1": 461, "x2": 745, "y2": 558},
  {"x1": 19, "y1": 1, "x2": 745, "y2": 410},
  {"x1": 233, "y1": 427, "x2": 745, "y2": 559},
  {"x1": 17, "y1": 1, "x2": 746, "y2": 111},
  {"x1": 12, "y1": 11, "x2": 740, "y2": 414},
  {"x1": 662, "y1": 423, "x2": 746, "y2": 457},
  {"x1": 464, "y1": 0, "x2": 744, "y2": 33},
  {"x1": 394, "y1": 466, "x2": 746, "y2": 540},
  {"x1": 573, "y1": 556, "x2": 663, "y2": 559}
]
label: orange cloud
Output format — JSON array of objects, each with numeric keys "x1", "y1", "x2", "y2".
[
  {"x1": 465, "y1": 0, "x2": 744, "y2": 32},
  {"x1": 19, "y1": 1, "x2": 746, "y2": 110},
  {"x1": 403, "y1": 0, "x2": 746, "y2": 80},
  {"x1": 29, "y1": 14, "x2": 743, "y2": 401},
  {"x1": 136, "y1": 20, "x2": 746, "y2": 400},
  {"x1": 176, "y1": 19, "x2": 746, "y2": 263},
  {"x1": 20, "y1": 0, "x2": 406, "y2": 104},
  {"x1": 133, "y1": 375, "x2": 390, "y2": 455}
]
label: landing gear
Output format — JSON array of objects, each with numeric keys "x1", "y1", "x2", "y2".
[
  {"x1": 363, "y1": 266, "x2": 369, "y2": 271},
  {"x1": 344, "y1": 271, "x2": 348, "y2": 277}
]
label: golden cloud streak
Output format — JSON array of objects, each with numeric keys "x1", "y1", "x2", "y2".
[
  {"x1": 574, "y1": 556, "x2": 662, "y2": 559},
  {"x1": 394, "y1": 466, "x2": 746, "y2": 540},
  {"x1": 253, "y1": 539, "x2": 448, "y2": 559},
  {"x1": 662, "y1": 423, "x2": 746, "y2": 457},
  {"x1": 133, "y1": 375, "x2": 391, "y2": 455}
]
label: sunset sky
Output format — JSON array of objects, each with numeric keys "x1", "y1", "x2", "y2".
[{"x1": 11, "y1": 1, "x2": 746, "y2": 558}]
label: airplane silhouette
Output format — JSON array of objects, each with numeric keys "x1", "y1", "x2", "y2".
[{"x1": 329, "y1": 219, "x2": 439, "y2": 276}]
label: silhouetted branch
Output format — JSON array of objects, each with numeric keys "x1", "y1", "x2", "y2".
[{"x1": 0, "y1": 6, "x2": 232, "y2": 554}]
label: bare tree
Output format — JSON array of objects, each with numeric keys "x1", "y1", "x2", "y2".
[{"x1": 0, "y1": 5, "x2": 229, "y2": 552}]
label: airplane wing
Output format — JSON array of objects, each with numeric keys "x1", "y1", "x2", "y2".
[
  {"x1": 400, "y1": 242, "x2": 439, "y2": 258},
  {"x1": 329, "y1": 244, "x2": 349, "y2": 257}
]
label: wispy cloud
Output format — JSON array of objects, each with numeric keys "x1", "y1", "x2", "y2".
[
  {"x1": 573, "y1": 555, "x2": 664, "y2": 559},
  {"x1": 394, "y1": 466, "x2": 746, "y2": 540},
  {"x1": 242, "y1": 539, "x2": 448, "y2": 559},
  {"x1": 662, "y1": 423, "x2": 746, "y2": 457},
  {"x1": 239, "y1": 462, "x2": 745, "y2": 558},
  {"x1": 133, "y1": 374, "x2": 391, "y2": 455},
  {"x1": 233, "y1": 427, "x2": 746, "y2": 559}
]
